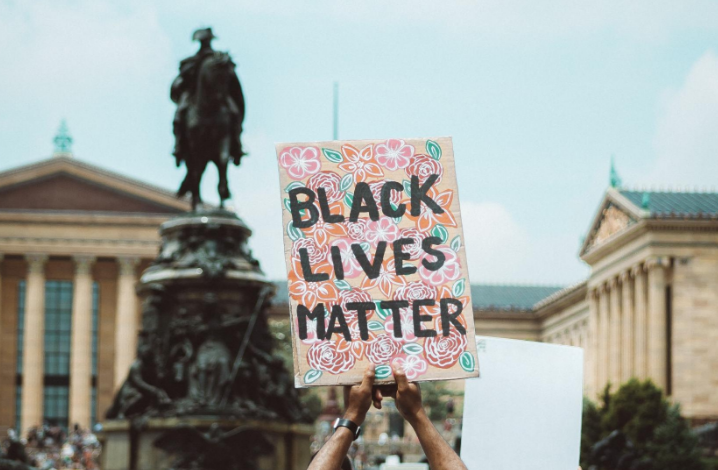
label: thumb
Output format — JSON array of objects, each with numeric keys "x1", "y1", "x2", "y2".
[
  {"x1": 392, "y1": 364, "x2": 409, "y2": 391},
  {"x1": 361, "y1": 363, "x2": 376, "y2": 392}
]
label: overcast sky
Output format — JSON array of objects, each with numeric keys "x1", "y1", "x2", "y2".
[{"x1": 1, "y1": 0, "x2": 717, "y2": 285}]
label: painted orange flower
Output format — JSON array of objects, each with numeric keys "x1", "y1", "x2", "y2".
[
  {"x1": 404, "y1": 187, "x2": 457, "y2": 232},
  {"x1": 361, "y1": 258, "x2": 407, "y2": 298},
  {"x1": 338, "y1": 144, "x2": 383, "y2": 183},
  {"x1": 302, "y1": 201, "x2": 348, "y2": 247},
  {"x1": 288, "y1": 269, "x2": 339, "y2": 311},
  {"x1": 336, "y1": 320, "x2": 378, "y2": 360}
]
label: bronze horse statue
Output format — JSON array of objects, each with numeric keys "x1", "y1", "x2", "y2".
[{"x1": 172, "y1": 31, "x2": 245, "y2": 211}]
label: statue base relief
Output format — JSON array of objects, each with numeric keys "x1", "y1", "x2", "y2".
[{"x1": 100, "y1": 418, "x2": 313, "y2": 470}]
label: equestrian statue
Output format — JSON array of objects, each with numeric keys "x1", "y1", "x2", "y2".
[{"x1": 171, "y1": 28, "x2": 245, "y2": 210}]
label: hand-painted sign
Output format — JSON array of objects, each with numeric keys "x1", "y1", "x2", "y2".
[{"x1": 275, "y1": 137, "x2": 479, "y2": 387}]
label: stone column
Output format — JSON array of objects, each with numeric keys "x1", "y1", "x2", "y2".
[
  {"x1": 621, "y1": 270, "x2": 634, "y2": 382},
  {"x1": 588, "y1": 289, "x2": 599, "y2": 396},
  {"x1": 632, "y1": 264, "x2": 647, "y2": 379},
  {"x1": 609, "y1": 277, "x2": 622, "y2": 385},
  {"x1": 0, "y1": 254, "x2": 4, "y2": 336},
  {"x1": 646, "y1": 257, "x2": 668, "y2": 390},
  {"x1": 69, "y1": 255, "x2": 95, "y2": 429},
  {"x1": 21, "y1": 254, "x2": 48, "y2": 435},
  {"x1": 114, "y1": 257, "x2": 139, "y2": 389},
  {"x1": 598, "y1": 284, "x2": 610, "y2": 390}
]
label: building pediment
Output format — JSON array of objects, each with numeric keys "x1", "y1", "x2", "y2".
[
  {"x1": 0, "y1": 157, "x2": 189, "y2": 214},
  {"x1": 580, "y1": 189, "x2": 642, "y2": 257}
]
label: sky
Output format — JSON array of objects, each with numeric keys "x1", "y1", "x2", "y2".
[{"x1": 1, "y1": 0, "x2": 717, "y2": 285}]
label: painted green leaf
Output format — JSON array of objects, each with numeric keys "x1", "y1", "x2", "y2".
[
  {"x1": 367, "y1": 320, "x2": 384, "y2": 331},
  {"x1": 359, "y1": 242, "x2": 371, "y2": 253},
  {"x1": 452, "y1": 278, "x2": 466, "y2": 297},
  {"x1": 431, "y1": 224, "x2": 449, "y2": 244},
  {"x1": 285, "y1": 181, "x2": 304, "y2": 193},
  {"x1": 322, "y1": 148, "x2": 343, "y2": 163},
  {"x1": 374, "y1": 301, "x2": 390, "y2": 320},
  {"x1": 339, "y1": 173, "x2": 354, "y2": 192},
  {"x1": 450, "y1": 235, "x2": 462, "y2": 252},
  {"x1": 304, "y1": 369, "x2": 323, "y2": 385},
  {"x1": 283, "y1": 198, "x2": 292, "y2": 212},
  {"x1": 426, "y1": 140, "x2": 442, "y2": 161},
  {"x1": 375, "y1": 365, "x2": 392, "y2": 379},
  {"x1": 391, "y1": 202, "x2": 403, "y2": 224},
  {"x1": 344, "y1": 192, "x2": 354, "y2": 208},
  {"x1": 402, "y1": 179, "x2": 412, "y2": 197},
  {"x1": 402, "y1": 343, "x2": 423, "y2": 356},
  {"x1": 287, "y1": 221, "x2": 304, "y2": 241},
  {"x1": 334, "y1": 279, "x2": 352, "y2": 291},
  {"x1": 460, "y1": 351, "x2": 476, "y2": 373}
]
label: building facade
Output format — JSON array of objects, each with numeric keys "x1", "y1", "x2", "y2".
[
  {"x1": 0, "y1": 148, "x2": 189, "y2": 435},
  {"x1": 2, "y1": 139, "x2": 717, "y2": 435}
]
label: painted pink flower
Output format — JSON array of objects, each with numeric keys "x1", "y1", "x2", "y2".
[
  {"x1": 344, "y1": 218, "x2": 369, "y2": 241},
  {"x1": 423, "y1": 329, "x2": 468, "y2": 369},
  {"x1": 338, "y1": 144, "x2": 383, "y2": 183},
  {"x1": 397, "y1": 228, "x2": 426, "y2": 260},
  {"x1": 328, "y1": 238, "x2": 364, "y2": 279},
  {"x1": 307, "y1": 171, "x2": 345, "y2": 203},
  {"x1": 366, "y1": 334, "x2": 401, "y2": 364},
  {"x1": 291, "y1": 238, "x2": 331, "y2": 277},
  {"x1": 419, "y1": 246, "x2": 461, "y2": 286},
  {"x1": 365, "y1": 217, "x2": 400, "y2": 247},
  {"x1": 279, "y1": 146, "x2": 322, "y2": 180},
  {"x1": 338, "y1": 289, "x2": 374, "y2": 323},
  {"x1": 384, "y1": 308, "x2": 416, "y2": 343},
  {"x1": 395, "y1": 281, "x2": 440, "y2": 316},
  {"x1": 297, "y1": 315, "x2": 329, "y2": 345},
  {"x1": 307, "y1": 341, "x2": 356, "y2": 375},
  {"x1": 361, "y1": 259, "x2": 407, "y2": 297},
  {"x1": 392, "y1": 354, "x2": 428, "y2": 380},
  {"x1": 336, "y1": 320, "x2": 377, "y2": 360},
  {"x1": 405, "y1": 153, "x2": 443, "y2": 185},
  {"x1": 375, "y1": 139, "x2": 414, "y2": 171}
]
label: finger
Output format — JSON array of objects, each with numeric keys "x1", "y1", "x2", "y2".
[
  {"x1": 372, "y1": 387, "x2": 383, "y2": 409},
  {"x1": 360, "y1": 363, "x2": 376, "y2": 392},
  {"x1": 392, "y1": 364, "x2": 409, "y2": 392}
]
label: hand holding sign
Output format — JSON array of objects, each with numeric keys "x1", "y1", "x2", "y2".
[{"x1": 276, "y1": 137, "x2": 479, "y2": 386}]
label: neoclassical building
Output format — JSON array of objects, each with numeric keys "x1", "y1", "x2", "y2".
[
  {"x1": 1, "y1": 128, "x2": 717, "y2": 436},
  {"x1": 0, "y1": 131, "x2": 189, "y2": 435}
]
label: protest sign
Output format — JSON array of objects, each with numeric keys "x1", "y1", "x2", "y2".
[
  {"x1": 275, "y1": 137, "x2": 479, "y2": 387},
  {"x1": 461, "y1": 337, "x2": 584, "y2": 469}
]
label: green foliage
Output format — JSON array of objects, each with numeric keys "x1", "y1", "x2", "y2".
[
  {"x1": 421, "y1": 381, "x2": 462, "y2": 421},
  {"x1": 602, "y1": 379, "x2": 668, "y2": 451},
  {"x1": 582, "y1": 380, "x2": 706, "y2": 470},
  {"x1": 648, "y1": 405, "x2": 705, "y2": 470}
]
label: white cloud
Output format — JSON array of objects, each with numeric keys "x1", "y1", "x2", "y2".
[
  {"x1": 459, "y1": 201, "x2": 532, "y2": 283},
  {"x1": 647, "y1": 51, "x2": 718, "y2": 187}
]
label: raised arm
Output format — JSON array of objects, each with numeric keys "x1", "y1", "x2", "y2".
[
  {"x1": 388, "y1": 365, "x2": 468, "y2": 470},
  {"x1": 308, "y1": 365, "x2": 375, "y2": 470}
]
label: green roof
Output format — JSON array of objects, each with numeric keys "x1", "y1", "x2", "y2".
[
  {"x1": 620, "y1": 190, "x2": 718, "y2": 217},
  {"x1": 470, "y1": 284, "x2": 564, "y2": 311},
  {"x1": 271, "y1": 282, "x2": 563, "y2": 313}
]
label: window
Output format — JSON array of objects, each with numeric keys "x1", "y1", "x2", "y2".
[
  {"x1": 43, "y1": 281, "x2": 73, "y2": 429},
  {"x1": 15, "y1": 280, "x2": 26, "y2": 431}
]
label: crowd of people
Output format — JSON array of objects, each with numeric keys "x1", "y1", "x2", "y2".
[{"x1": 1, "y1": 424, "x2": 100, "y2": 470}]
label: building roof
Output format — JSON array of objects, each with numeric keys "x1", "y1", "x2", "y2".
[
  {"x1": 470, "y1": 284, "x2": 564, "y2": 311},
  {"x1": 619, "y1": 189, "x2": 718, "y2": 218},
  {"x1": 270, "y1": 281, "x2": 564, "y2": 313}
]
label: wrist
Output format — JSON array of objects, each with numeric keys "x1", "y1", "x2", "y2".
[
  {"x1": 343, "y1": 410, "x2": 366, "y2": 426},
  {"x1": 406, "y1": 408, "x2": 428, "y2": 427}
]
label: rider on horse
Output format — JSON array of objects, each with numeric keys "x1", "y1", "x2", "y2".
[{"x1": 171, "y1": 28, "x2": 245, "y2": 169}]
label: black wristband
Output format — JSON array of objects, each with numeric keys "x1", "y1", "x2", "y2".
[{"x1": 333, "y1": 418, "x2": 361, "y2": 440}]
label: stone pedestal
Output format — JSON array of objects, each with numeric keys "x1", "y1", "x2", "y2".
[{"x1": 101, "y1": 418, "x2": 313, "y2": 470}]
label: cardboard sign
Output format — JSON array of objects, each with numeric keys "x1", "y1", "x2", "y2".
[
  {"x1": 461, "y1": 337, "x2": 584, "y2": 469},
  {"x1": 275, "y1": 137, "x2": 479, "y2": 387}
]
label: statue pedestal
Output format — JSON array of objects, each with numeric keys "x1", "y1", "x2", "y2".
[{"x1": 101, "y1": 418, "x2": 313, "y2": 470}]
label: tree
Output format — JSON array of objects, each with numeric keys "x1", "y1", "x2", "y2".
[{"x1": 582, "y1": 379, "x2": 706, "y2": 470}]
